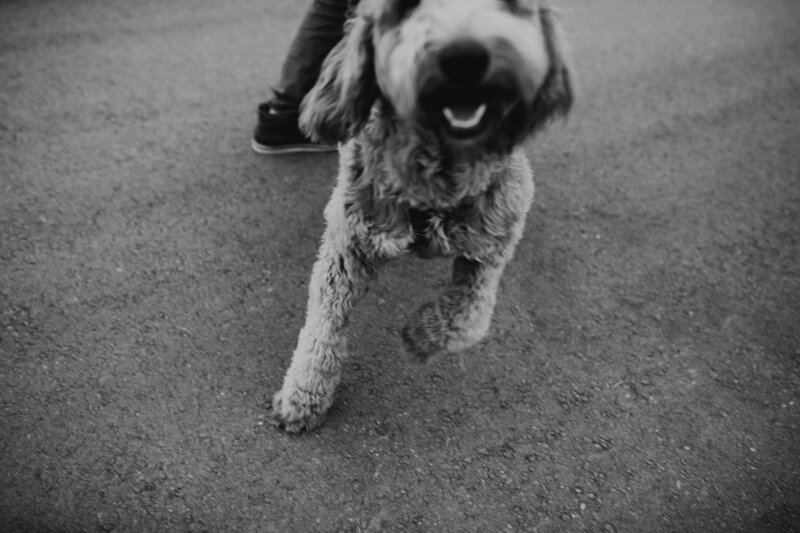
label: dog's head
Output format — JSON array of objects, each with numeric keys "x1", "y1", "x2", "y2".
[{"x1": 300, "y1": 0, "x2": 573, "y2": 158}]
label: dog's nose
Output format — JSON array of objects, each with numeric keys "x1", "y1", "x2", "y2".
[{"x1": 438, "y1": 39, "x2": 490, "y2": 85}]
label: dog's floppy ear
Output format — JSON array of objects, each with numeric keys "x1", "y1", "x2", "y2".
[
  {"x1": 299, "y1": 13, "x2": 379, "y2": 144},
  {"x1": 528, "y1": 3, "x2": 574, "y2": 129}
]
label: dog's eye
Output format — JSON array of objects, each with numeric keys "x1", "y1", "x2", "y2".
[
  {"x1": 394, "y1": 0, "x2": 420, "y2": 20},
  {"x1": 500, "y1": 0, "x2": 533, "y2": 16},
  {"x1": 377, "y1": 0, "x2": 421, "y2": 27}
]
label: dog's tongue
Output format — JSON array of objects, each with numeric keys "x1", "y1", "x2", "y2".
[{"x1": 443, "y1": 103, "x2": 487, "y2": 130}]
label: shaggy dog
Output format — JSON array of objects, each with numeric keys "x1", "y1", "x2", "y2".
[{"x1": 271, "y1": 0, "x2": 573, "y2": 432}]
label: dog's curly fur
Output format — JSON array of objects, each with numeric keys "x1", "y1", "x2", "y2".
[{"x1": 271, "y1": 0, "x2": 573, "y2": 432}]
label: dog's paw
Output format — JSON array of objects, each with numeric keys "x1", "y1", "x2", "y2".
[
  {"x1": 270, "y1": 386, "x2": 334, "y2": 433},
  {"x1": 401, "y1": 301, "x2": 450, "y2": 363}
]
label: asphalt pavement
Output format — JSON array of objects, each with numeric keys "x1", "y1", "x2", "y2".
[{"x1": 1, "y1": 0, "x2": 799, "y2": 531}]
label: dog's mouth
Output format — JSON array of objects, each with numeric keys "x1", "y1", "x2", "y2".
[
  {"x1": 436, "y1": 93, "x2": 518, "y2": 142},
  {"x1": 418, "y1": 81, "x2": 521, "y2": 143},
  {"x1": 442, "y1": 102, "x2": 487, "y2": 135}
]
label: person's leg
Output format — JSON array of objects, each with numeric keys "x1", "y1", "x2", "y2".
[
  {"x1": 252, "y1": 0, "x2": 352, "y2": 154},
  {"x1": 271, "y1": 0, "x2": 351, "y2": 113}
]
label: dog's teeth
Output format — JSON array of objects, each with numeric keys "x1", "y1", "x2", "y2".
[{"x1": 443, "y1": 103, "x2": 487, "y2": 130}]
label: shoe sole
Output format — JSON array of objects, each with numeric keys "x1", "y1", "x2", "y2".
[{"x1": 251, "y1": 138, "x2": 337, "y2": 155}]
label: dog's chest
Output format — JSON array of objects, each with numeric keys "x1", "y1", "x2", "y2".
[
  {"x1": 407, "y1": 205, "x2": 496, "y2": 259},
  {"x1": 408, "y1": 208, "x2": 442, "y2": 258}
]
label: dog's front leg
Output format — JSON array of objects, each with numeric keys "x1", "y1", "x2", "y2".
[
  {"x1": 402, "y1": 250, "x2": 514, "y2": 363},
  {"x1": 271, "y1": 217, "x2": 376, "y2": 432}
]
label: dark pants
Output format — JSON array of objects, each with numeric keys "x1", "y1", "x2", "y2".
[{"x1": 269, "y1": 0, "x2": 354, "y2": 114}]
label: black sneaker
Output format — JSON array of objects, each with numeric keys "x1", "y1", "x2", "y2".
[{"x1": 251, "y1": 102, "x2": 336, "y2": 155}]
